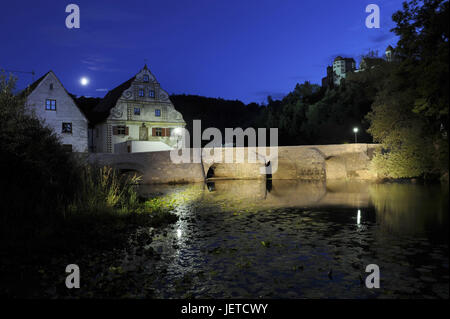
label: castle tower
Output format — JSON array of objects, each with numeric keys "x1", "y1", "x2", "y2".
[
  {"x1": 385, "y1": 45, "x2": 394, "y2": 62},
  {"x1": 332, "y1": 56, "x2": 356, "y2": 85}
]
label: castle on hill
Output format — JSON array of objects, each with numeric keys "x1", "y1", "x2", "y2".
[{"x1": 322, "y1": 45, "x2": 395, "y2": 88}]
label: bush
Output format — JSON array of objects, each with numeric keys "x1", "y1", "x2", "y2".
[{"x1": 0, "y1": 72, "x2": 80, "y2": 238}]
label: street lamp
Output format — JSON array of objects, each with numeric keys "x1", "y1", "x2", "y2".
[{"x1": 353, "y1": 127, "x2": 359, "y2": 143}]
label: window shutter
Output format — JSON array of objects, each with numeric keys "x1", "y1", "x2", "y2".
[
  {"x1": 125, "y1": 126, "x2": 129, "y2": 135},
  {"x1": 167, "y1": 128, "x2": 171, "y2": 137},
  {"x1": 162, "y1": 128, "x2": 167, "y2": 137},
  {"x1": 152, "y1": 128, "x2": 156, "y2": 136},
  {"x1": 113, "y1": 126, "x2": 118, "y2": 135}
]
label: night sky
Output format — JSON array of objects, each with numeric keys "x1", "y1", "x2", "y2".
[{"x1": 1, "y1": 0, "x2": 404, "y2": 104}]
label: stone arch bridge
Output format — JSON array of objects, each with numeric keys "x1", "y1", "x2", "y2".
[{"x1": 87, "y1": 144, "x2": 380, "y2": 184}]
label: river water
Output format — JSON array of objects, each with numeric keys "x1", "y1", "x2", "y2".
[{"x1": 137, "y1": 180, "x2": 448, "y2": 299}]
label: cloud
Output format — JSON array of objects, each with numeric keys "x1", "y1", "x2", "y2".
[{"x1": 81, "y1": 56, "x2": 122, "y2": 72}]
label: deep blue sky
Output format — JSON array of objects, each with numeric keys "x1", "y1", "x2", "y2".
[{"x1": 1, "y1": 0, "x2": 404, "y2": 104}]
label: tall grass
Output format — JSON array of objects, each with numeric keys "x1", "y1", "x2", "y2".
[{"x1": 70, "y1": 165, "x2": 142, "y2": 214}]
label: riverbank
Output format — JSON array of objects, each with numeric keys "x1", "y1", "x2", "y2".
[
  {"x1": 0, "y1": 164, "x2": 181, "y2": 298},
  {"x1": 0, "y1": 195, "x2": 179, "y2": 298}
]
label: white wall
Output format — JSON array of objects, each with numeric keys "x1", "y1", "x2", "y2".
[
  {"x1": 25, "y1": 72, "x2": 88, "y2": 152},
  {"x1": 114, "y1": 141, "x2": 174, "y2": 153}
]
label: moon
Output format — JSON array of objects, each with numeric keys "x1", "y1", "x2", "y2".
[{"x1": 80, "y1": 77, "x2": 89, "y2": 86}]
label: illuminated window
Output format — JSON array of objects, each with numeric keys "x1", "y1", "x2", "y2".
[
  {"x1": 143, "y1": 75, "x2": 149, "y2": 82},
  {"x1": 134, "y1": 107, "x2": 140, "y2": 115},
  {"x1": 45, "y1": 99, "x2": 56, "y2": 111},
  {"x1": 62, "y1": 122, "x2": 72, "y2": 133},
  {"x1": 139, "y1": 89, "x2": 144, "y2": 97},
  {"x1": 155, "y1": 109, "x2": 161, "y2": 117},
  {"x1": 149, "y1": 90, "x2": 155, "y2": 98}
]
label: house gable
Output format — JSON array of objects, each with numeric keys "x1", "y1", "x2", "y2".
[
  {"x1": 25, "y1": 71, "x2": 86, "y2": 121},
  {"x1": 24, "y1": 71, "x2": 88, "y2": 152},
  {"x1": 92, "y1": 65, "x2": 185, "y2": 124}
]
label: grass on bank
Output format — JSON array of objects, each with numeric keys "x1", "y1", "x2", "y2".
[{"x1": 3, "y1": 164, "x2": 178, "y2": 259}]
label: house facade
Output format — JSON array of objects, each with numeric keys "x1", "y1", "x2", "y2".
[
  {"x1": 24, "y1": 71, "x2": 89, "y2": 152},
  {"x1": 91, "y1": 65, "x2": 185, "y2": 153}
]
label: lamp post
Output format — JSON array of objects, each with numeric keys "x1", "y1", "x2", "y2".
[{"x1": 353, "y1": 127, "x2": 358, "y2": 143}]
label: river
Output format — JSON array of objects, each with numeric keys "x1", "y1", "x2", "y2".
[{"x1": 135, "y1": 180, "x2": 449, "y2": 299}]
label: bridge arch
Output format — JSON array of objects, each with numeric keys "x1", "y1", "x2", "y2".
[{"x1": 110, "y1": 162, "x2": 145, "y2": 178}]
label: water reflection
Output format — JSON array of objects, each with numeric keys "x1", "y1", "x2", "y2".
[
  {"x1": 139, "y1": 180, "x2": 448, "y2": 238},
  {"x1": 369, "y1": 183, "x2": 449, "y2": 239},
  {"x1": 357, "y1": 209, "x2": 361, "y2": 226},
  {"x1": 139, "y1": 180, "x2": 448, "y2": 298}
]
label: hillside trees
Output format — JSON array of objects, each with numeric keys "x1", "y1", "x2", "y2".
[{"x1": 367, "y1": 0, "x2": 449, "y2": 179}]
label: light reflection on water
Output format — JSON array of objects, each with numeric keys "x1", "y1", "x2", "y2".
[{"x1": 138, "y1": 180, "x2": 449, "y2": 298}]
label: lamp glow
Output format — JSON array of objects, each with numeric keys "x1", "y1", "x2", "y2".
[{"x1": 353, "y1": 127, "x2": 359, "y2": 143}]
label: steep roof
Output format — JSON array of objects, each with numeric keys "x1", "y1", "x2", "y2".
[
  {"x1": 18, "y1": 71, "x2": 51, "y2": 98},
  {"x1": 71, "y1": 95, "x2": 102, "y2": 122},
  {"x1": 386, "y1": 45, "x2": 394, "y2": 51},
  {"x1": 90, "y1": 76, "x2": 136, "y2": 124},
  {"x1": 20, "y1": 71, "x2": 87, "y2": 119}
]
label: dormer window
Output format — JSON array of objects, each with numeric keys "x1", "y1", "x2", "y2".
[
  {"x1": 149, "y1": 90, "x2": 155, "y2": 98},
  {"x1": 139, "y1": 89, "x2": 144, "y2": 97},
  {"x1": 143, "y1": 75, "x2": 149, "y2": 82}
]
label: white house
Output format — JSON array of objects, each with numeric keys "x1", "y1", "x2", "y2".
[
  {"x1": 91, "y1": 65, "x2": 186, "y2": 153},
  {"x1": 23, "y1": 71, "x2": 89, "y2": 152}
]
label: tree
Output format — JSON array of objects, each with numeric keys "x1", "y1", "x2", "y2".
[
  {"x1": 0, "y1": 72, "x2": 80, "y2": 228},
  {"x1": 367, "y1": 0, "x2": 449, "y2": 179}
]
